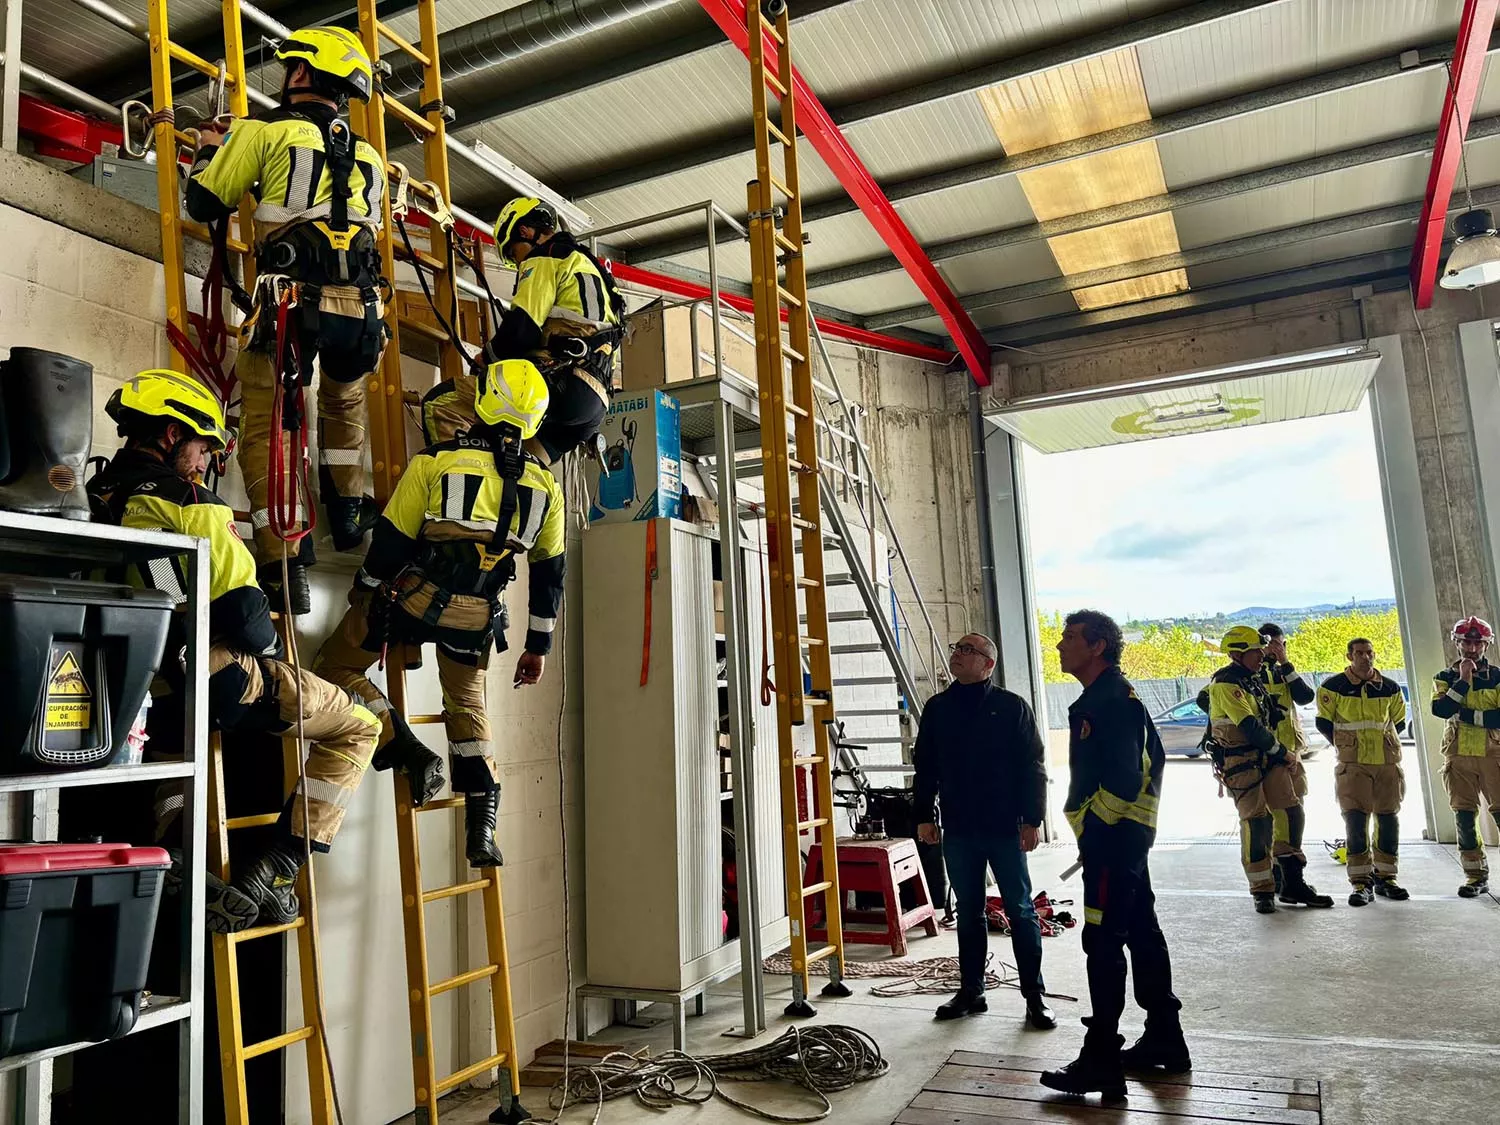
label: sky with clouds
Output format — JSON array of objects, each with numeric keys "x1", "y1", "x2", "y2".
[{"x1": 1020, "y1": 400, "x2": 1396, "y2": 622}]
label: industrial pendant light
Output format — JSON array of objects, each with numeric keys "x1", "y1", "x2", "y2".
[{"x1": 1440, "y1": 208, "x2": 1500, "y2": 289}]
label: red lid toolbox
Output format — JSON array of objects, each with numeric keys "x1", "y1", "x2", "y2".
[{"x1": 0, "y1": 843, "x2": 171, "y2": 1057}]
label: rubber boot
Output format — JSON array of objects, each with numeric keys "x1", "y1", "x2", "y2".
[
  {"x1": 1040, "y1": 1037, "x2": 1127, "y2": 1100},
  {"x1": 465, "y1": 791, "x2": 504, "y2": 867},
  {"x1": 1277, "y1": 857, "x2": 1334, "y2": 908},
  {"x1": 1253, "y1": 892, "x2": 1277, "y2": 914},
  {"x1": 1372, "y1": 875, "x2": 1410, "y2": 901},
  {"x1": 370, "y1": 714, "x2": 446, "y2": 806},
  {"x1": 0, "y1": 349, "x2": 92, "y2": 520},
  {"x1": 1458, "y1": 877, "x2": 1489, "y2": 898},
  {"x1": 259, "y1": 561, "x2": 311, "y2": 616},
  {"x1": 232, "y1": 837, "x2": 304, "y2": 926},
  {"x1": 1120, "y1": 1024, "x2": 1191, "y2": 1073},
  {"x1": 323, "y1": 474, "x2": 380, "y2": 553},
  {"x1": 934, "y1": 989, "x2": 987, "y2": 1020}
]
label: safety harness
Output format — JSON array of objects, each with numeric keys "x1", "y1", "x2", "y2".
[{"x1": 1201, "y1": 669, "x2": 1284, "y2": 796}]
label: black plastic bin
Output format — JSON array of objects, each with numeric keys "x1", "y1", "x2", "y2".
[
  {"x1": 0, "y1": 577, "x2": 172, "y2": 771},
  {"x1": 0, "y1": 843, "x2": 171, "y2": 1057}
]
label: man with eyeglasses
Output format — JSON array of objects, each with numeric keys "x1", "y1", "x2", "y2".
[{"x1": 913, "y1": 633, "x2": 1054, "y2": 1030}]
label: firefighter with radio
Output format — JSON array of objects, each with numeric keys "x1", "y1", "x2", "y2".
[
  {"x1": 1431, "y1": 615, "x2": 1500, "y2": 897},
  {"x1": 1200, "y1": 627, "x2": 1315, "y2": 913},
  {"x1": 88, "y1": 370, "x2": 380, "y2": 933},
  {"x1": 1316, "y1": 637, "x2": 1408, "y2": 906},
  {"x1": 1257, "y1": 622, "x2": 1333, "y2": 908},
  {"x1": 315, "y1": 360, "x2": 565, "y2": 868},
  {"x1": 185, "y1": 25, "x2": 388, "y2": 616},
  {"x1": 421, "y1": 198, "x2": 626, "y2": 461}
]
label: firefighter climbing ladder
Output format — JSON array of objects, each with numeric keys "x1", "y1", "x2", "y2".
[
  {"x1": 351, "y1": 2, "x2": 527, "y2": 1121},
  {"x1": 145, "y1": 3, "x2": 338, "y2": 1122},
  {"x1": 743, "y1": 0, "x2": 850, "y2": 1016}
]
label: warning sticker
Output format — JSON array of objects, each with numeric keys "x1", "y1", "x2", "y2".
[{"x1": 45, "y1": 651, "x2": 92, "y2": 731}]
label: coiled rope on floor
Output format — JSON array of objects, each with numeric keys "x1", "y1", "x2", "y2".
[{"x1": 546, "y1": 1024, "x2": 887, "y2": 1124}]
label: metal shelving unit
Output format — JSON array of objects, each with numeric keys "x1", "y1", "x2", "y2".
[{"x1": 0, "y1": 511, "x2": 208, "y2": 1125}]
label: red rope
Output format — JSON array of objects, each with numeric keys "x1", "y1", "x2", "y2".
[{"x1": 266, "y1": 289, "x2": 314, "y2": 543}]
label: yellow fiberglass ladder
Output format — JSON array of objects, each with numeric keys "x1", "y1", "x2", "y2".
[
  {"x1": 743, "y1": 0, "x2": 850, "y2": 1017},
  {"x1": 351, "y1": 2, "x2": 527, "y2": 1121},
  {"x1": 146, "y1": 4, "x2": 337, "y2": 1122}
]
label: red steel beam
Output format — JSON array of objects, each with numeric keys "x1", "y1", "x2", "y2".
[
  {"x1": 696, "y1": 0, "x2": 991, "y2": 385},
  {"x1": 1411, "y1": 0, "x2": 1500, "y2": 307},
  {"x1": 397, "y1": 211, "x2": 955, "y2": 364}
]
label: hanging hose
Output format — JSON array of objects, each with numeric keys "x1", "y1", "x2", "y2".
[
  {"x1": 546, "y1": 1025, "x2": 887, "y2": 1125},
  {"x1": 266, "y1": 288, "x2": 315, "y2": 542},
  {"x1": 280, "y1": 546, "x2": 346, "y2": 1125}
]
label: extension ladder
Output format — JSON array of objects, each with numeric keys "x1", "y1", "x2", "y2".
[
  {"x1": 743, "y1": 0, "x2": 850, "y2": 1016},
  {"x1": 146, "y1": 5, "x2": 338, "y2": 1122},
  {"x1": 352, "y1": 2, "x2": 527, "y2": 1121}
]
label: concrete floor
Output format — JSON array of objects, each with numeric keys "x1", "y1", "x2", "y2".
[{"x1": 424, "y1": 839, "x2": 1500, "y2": 1125}]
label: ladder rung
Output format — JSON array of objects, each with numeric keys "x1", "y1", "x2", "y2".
[
  {"x1": 776, "y1": 285, "x2": 803, "y2": 309},
  {"x1": 764, "y1": 67, "x2": 788, "y2": 97},
  {"x1": 791, "y1": 516, "x2": 818, "y2": 531},
  {"x1": 830, "y1": 643, "x2": 885, "y2": 655},
  {"x1": 769, "y1": 174, "x2": 795, "y2": 200},
  {"x1": 398, "y1": 315, "x2": 448, "y2": 343},
  {"x1": 410, "y1": 713, "x2": 445, "y2": 725},
  {"x1": 167, "y1": 41, "x2": 229, "y2": 82},
  {"x1": 783, "y1": 344, "x2": 806, "y2": 364},
  {"x1": 430, "y1": 963, "x2": 500, "y2": 997},
  {"x1": 787, "y1": 457, "x2": 810, "y2": 473},
  {"x1": 801, "y1": 880, "x2": 833, "y2": 897},
  {"x1": 804, "y1": 697, "x2": 832, "y2": 708},
  {"x1": 820, "y1": 611, "x2": 872, "y2": 622},
  {"x1": 436, "y1": 1052, "x2": 508, "y2": 1096},
  {"x1": 418, "y1": 795, "x2": 466, "y2": 812},
  {"x1": 423, "y1": 878, "x2": 488, "y2": 904},
  {"x1": 838, "y1": 708, "x2": 907, "y2": 717},
  {"x1": 766, "y1": 119, "x2": 791, "y2": 146},
  {"x1": 796, "y1": 577, "x2": 821, "y2": 588},
  {"x1": 775, "y1": 231, "x2": 801, "y2": 256},
  {"x1": 792, "y1": 755, "x2": 825, "y2": 765},
  {"x1": 230, "y1": 916, "x2": 306, "y2": 943},
  {"x1": 225, "y1": 813, "x2": 281, "y2": 830},
  {"x1": 242, "y1": 1025, "x2": 314, "y2": 1061},
  {"x1": 384, "y1": 93, "x2": 437, "y2": 136},
  {"x1": 797, "y1": 817, "x2": 829, "y2": 831},
  {"x1": 799, "y1": 636, "x2": 826, "y2": 647},
  {"x1": 805, "y1": 944, "x2": 839, "y2": 966},
  {"x1": 824, "y1": 574, "x2": 855, "y2": 586},
  {"x1": 394, "y1": 242, "x2": 447, "y2": 272},
  {"x1": 376, "y1": 19, "x2": 432, "y2": 66},
  {"x1": 786, "y1": 401, "x2": 809, "y2": 418},
  {"x1": 760, "y1": 15, "x2": 785, "y2": 44}
]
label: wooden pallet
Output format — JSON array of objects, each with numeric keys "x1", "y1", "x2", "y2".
[{"x1": 894, "y1": 1052, "x2": 1323, "y2": 1124}]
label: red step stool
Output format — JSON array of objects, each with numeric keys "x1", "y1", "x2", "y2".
[{"x1": 804, "y1": 837, "x2": 938, "y2": 958}]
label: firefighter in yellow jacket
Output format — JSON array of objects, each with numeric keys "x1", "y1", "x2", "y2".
[
  {"x1": 1431, "y1": 616, "x2": 1500, "y2": 897},
  {"x1": 422, "y1": 199, "x2": 626, "y2": 460},
  {"x1": 316, "y1": 360, "x2": 565, "y2": 867},
  {"x1": 1316, "y1": 637, "x2": 1408, "y2": 906},
  {"x1": 1201, "y1": 627, "x2": 1308, "y2": 913},
  {"x1": 88, "y1": 371, "x2": 379, "y2": 932},
  {"x1": 186, "y1": 26, "x2": 388, "y2": 615},
  {"x1": 1257, "y1": 623, "x2": 1333, "y2": 908}
]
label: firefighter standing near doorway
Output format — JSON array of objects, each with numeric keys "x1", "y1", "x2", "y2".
[
  {"x1": 1201, "y1": 627, "x2": 1309, "y2": 913},
  {"x1": 1257, "y1": 623, "x2": 1333, "y2": 908},
  {"x1": 422, "y1": 199, "x2": 626, "y2": 461},
  {"x1": 316, "y1": 360, "x2": 565, "y2": 867},
  {"x1": 1316, "y1": 638, "x2": 1408, "y2": 906},
  {"x1": 88, "y1": 370, "x2": 379, "y2": 932},
  {"x1": 1431, "y1": 616, "x2": 1500, "y2": 897},
  {"x1": 186, "y1": 26, "x2": 388, "y2": 615}
]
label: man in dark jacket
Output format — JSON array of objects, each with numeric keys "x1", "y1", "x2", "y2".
[
  {"x1": 1041, "y1": 610, "x2": 1186, "y2": 1099},
  {"x1": 914, "y1": 633, "x2": 1054, "y2": 1029}
]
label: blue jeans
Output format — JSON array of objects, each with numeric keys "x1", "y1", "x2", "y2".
[{"x1": 943, "y1": 830, "x2": 1045, "y2": 997}]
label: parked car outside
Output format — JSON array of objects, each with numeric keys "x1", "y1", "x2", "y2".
[{"x1": 1152, "y1": 698, "x2": 1208, "y2": 757}]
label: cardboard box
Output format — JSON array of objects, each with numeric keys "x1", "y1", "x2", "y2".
[
  {"x1": 585, "y1": 389, "x2": 683, "y2": 525},
  {"x1": 621, "y1": 300, "x2": 760, "y2": 390}
]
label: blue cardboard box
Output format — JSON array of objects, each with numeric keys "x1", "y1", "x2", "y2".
[{"x1": 587, "y1": 389, "x2": 682, "y2": 524}]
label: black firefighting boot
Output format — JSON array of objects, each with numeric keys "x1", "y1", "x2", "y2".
[
  {"x1": 1372, "y1": 875, "x2": 1410, "y2": 901},
  {"x1": 322, "y1": 470, "x2": 380, "y2": 553},
  {"x1": 0, "y1": 348, "x2": 92, "y2": 520},
  {"x1": 465, "y1": 790, "x2": 504, "y2": 868},
  {"x1": 232, "y1": 837, "x2": 304, "y2": 926},
  {"x1": 1040, "y1": 1035, "x2": 1127, "y2": 1100},
  {"x1": 1277, "y1": 857, "x2": 1334, "y2": 908},
  {"x1": 1120, "y1": 1023, "x2": 1192, "y2": 1073},
  {"x1": 370, "y1": 713, "x2": 446, "y2": 806},
  {"x1": 1253, "y1": 892, "x2": 1277, "y2": 914},
  {"x1": 1348, "y1": 883, "x2": 1374, "y2": 907},
  {"x1": 259, "y1": 561, "x2": 311, "y2": 616},
  {"x1": 166, "y1": 848, "x2": 259, "y2": 934},
  {"x1": 1458, "y1": 877, "x2": 1490, "y2": 898}
]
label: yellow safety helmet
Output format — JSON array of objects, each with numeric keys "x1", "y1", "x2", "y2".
[
  {"x1": 476, "y1": 360, "x2": 549, "y2": 438},
  {"x1": 1222, "y1": 625, "x2": 1264, "y2": 655},
  {"x1": 275, "y1": 26, "x2": 373, "y2": 102},
  {"x1": 106, "y1": 370, "x2": 232, "y2": 450},
  {"x1": 493, "y1": 198, "x2": 556, "y2": 266}
]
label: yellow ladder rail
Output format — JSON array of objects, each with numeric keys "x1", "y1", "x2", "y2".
[
  {"x1": 352, "y1": 2, "x2": 526, "y2": 1120},
  {"x1": 743, "y1": 0, "x2": 849, "y2": 1017}
]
